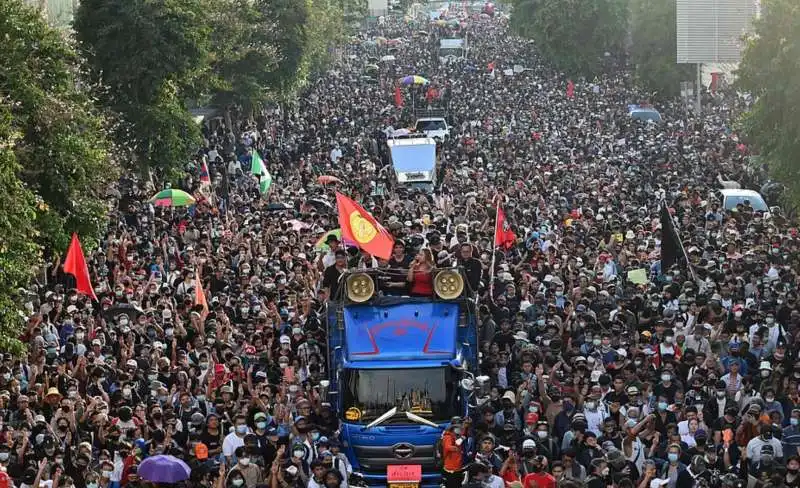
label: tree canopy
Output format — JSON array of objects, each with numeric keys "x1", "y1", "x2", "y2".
[
  {"x1": 0, "y1": 0, "x2": 118, "y2": 353},
  {"x1": 629, "y1": 0, "x2": 694, "y2": 98},
  {"x1": 509, "y1": 0, "x2": 628, "y2": 76},
  {"x1": 75, "y1": 0, "x2": 211, "y2": 178},
  {"x1": 737, "y1": 0, "x2": 800, "y2": 203}
]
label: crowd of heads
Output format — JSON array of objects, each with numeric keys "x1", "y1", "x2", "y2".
[{"x1": 4, "y1": 5, "x2": 800, "y2": 488}]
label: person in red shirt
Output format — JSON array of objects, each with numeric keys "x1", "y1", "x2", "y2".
[
  {"x1": 522, "y1": 455, "x2": 556, "y2": 488},
  {"x1": 407, "y1": 248, "x2": 435, "y2": 296},
  {"x1": 441, "y1": 417, "x2": 465, "y2": 488}
]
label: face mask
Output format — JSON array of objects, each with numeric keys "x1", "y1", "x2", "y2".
[
  {"x1": 87, "y1": 483, "x2": 98, "y2": 488},
  {"x1": 761, "y1": 370, "x2": 771, "y2": 378},
  {"x1": 239, "y1": 458, "x2": 250, "y2": 466},
  {"x1": 634, "y1": 360, "x2": 642, "y2": 367},
  {"x1": 766, "y1": 317, "x2": 775, "y2": 325},
  {"x1": 123, "y1": 388, "x2": 132, "y2": 397},
  {"x1": 585, "y1": 401, "x2": 596, "y2": 410},
  {"x1": 453, "y1": 428, "x2": 462, "y2": 435},
  {"x1": 232, "y1": 479, "x2": 244, "y2": 487},
  {"x1": 0, "y1": 453, "x2": 9, "y2": 462},
  {"x1": 668, "y1": 453, "x2": 679, "y2": 463},
  {"x1": 626, "y1": 419, "x2": 637, "y2": 428},
  {"x1": 293, "y1": 450, "x2": 304, "y2": 459},
  {"x1": 664, "y1": 336, "x2": 674, "y2": 344},
  {"x1": 119, "y1": 318, "x2": 129, "y2": 326},
  {"x1": 765, "y1": 396, "x2": 775, "y2": 402},
  {"x1": 256, "y1": 421, "x2": 267, "y2": 429},
  {"x1": 715, "y1": 391, "x2": 726, "y2": 398},
  {"x1": 734, "y1": 311, "x2": 743, "y2": 318},
  {"x1": 536, "y1": 431, "x2": 547, "y2": 439},
  {"x1": 236, "y1": 425, "x2": 248, "y2": 434},
  {"x1": 658, "y1": 402, "x2": 669, "y2": 411},
  {"x1": 311, "y1": 432, "x2": 320, "y2": 441},
  {"x1": 791, "y1": 418, "x2": 799, "y2": 426},
  {"x1": 592, "y1": 338, "x2": 601, "y2": 347},
  {"x1": 661, "y1": 374, "x2": 671, "y2": 382},
  {"x1": 102, "y1": 471, "x2": 113, "y2": 479},
  {"x1": 199, "y1": 362, "x2": 209, "y2": 370}
]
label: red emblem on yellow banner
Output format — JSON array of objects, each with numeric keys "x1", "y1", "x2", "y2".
[{"x1": 336, "y1": 192, "x2": 394, "y2": 260}]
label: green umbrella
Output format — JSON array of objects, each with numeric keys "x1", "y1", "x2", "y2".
[{"x1": 149, "y1": 189, "x2": 196, "y2": 207}]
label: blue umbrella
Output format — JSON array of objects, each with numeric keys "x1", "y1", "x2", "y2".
[{"x1": 138, "y1": 455, "x2": 191, "y2": 483}]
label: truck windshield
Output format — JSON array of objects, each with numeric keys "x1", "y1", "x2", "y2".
[
  {"x1": 341, "y1": 367, "x2": 459, "y2": 423},
  {"x1": 416, "y1": 120, "x2": 447, "y2": 131},
  {"x1": 439, "y1": 48, "x2": 463, "y2": 58}
]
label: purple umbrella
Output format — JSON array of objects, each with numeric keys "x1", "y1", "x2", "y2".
[{"x1": 138, "y1": 455, "x2": 191, "y2": 483}]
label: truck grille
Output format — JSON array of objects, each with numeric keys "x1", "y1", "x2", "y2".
[{"x1": 353, "y1": 444, "x2": 438, "y2": 475}]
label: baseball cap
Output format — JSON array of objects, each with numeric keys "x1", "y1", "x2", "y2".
[{"x1": 522, "y1": 439, "x2": 536, "y2": 450}]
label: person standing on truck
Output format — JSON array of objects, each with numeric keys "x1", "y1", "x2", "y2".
[
  {"x1": 385, "y1": 240, "x2": 412, "y2": 295},
  {"x1": 442, "y1": 417, "x2": 466, "y2": 488},
  {"x1": 407, "y1": 248, "x2": 435, "y2": 296}
]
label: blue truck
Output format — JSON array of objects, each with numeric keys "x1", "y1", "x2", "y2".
[{"x1": 325, "y1": 268, "x2": 479, "y2": 487}]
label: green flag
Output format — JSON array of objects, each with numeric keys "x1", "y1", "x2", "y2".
[{"x1": 250, "y1": 150, "x2": 272, "y2": 195}]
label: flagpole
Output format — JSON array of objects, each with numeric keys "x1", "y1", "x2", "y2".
[
  {"x1": 661, "y1": 199, "x2": 697, "y2": 282},
  {"x1": 489, "y1": 202, "x2": 499, "y2": 302}
]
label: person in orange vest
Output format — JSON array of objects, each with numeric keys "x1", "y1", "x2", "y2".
[{"x1": 441, "y1": 417, "x2": 466, "y2": 488}]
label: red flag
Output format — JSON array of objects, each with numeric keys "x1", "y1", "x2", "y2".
[
  {"x1": 566, "y1": 80, "x2": 575, "y2": 99},
  {"x1": 710, "y1": 72, "x2": 719, "y2": 95},
  {"x1": 199, "y1": 159, "x2": 210, "y2": 185},
  {"x1": 394, "y1": 86, "x2": 403, "y2": 108},
  {"x1": 494, "y1": 206, "x2": 516, "y2": 250},
  {"x1": 63, "y1": 233, "x2": 97, "y2": 301},
  {"x1": 336, "y1": 192, "x2": 394, "y2": 260}
]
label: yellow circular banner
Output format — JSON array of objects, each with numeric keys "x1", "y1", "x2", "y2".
[{"x1": 349, "y1": 211, "x2": 378, "y2": 244}]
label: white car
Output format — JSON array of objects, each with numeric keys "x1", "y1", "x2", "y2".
[
  {"x1": 718, "y1": 189, "x2": 770, "y2": 213},
  {"x1": 414, "y1": 117, "x2": 449, "y2": 139}
]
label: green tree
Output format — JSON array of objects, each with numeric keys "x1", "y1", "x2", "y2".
[
  {"x1": 0, "y1": 106, "x2": 39, "y2": 355},
  {"x1": 737, "y1": 0, "x2": 800, "y2": 203},
  {"x1": 629, "y1": 0, "x2": 693, "y2": 98},
  {"x1": 1, "y1": 0, "x2": 116, "y2": 253},
  {"x1": 510, "y1": 0, "x2": 628, "y2": 76},
  {"x1": 74, "y1": 0, "x2": 211, "y2": 178},
  {"x1": 1, "y1": 0, "x2": 118, "y2": 353},
  {"x1": 208, "y1": 0, "x2": 281, "y2": 117}
]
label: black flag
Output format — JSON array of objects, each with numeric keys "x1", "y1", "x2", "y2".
[{"x1": 660, "y1": 201, "x2": 683, "y2": 270}]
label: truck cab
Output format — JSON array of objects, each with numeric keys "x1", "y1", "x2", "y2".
[
  {"x1": 439, "y1": 38, "x2": 466, "y2": 64},
  {"x1": 387, "y1": 136, "x2": 438, "y2": 192},
  {"x1": 325, "y1": 268, "x2": 479, "y2": 487}
]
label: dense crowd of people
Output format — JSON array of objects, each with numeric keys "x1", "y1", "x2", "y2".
[{"x1": 5, "y1": 4, "x2": 800, "y2": 488}]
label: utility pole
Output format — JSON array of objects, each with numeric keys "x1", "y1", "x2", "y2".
[{"x1": 696, "y1": 63, "x2": 702, "y2": 112}]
